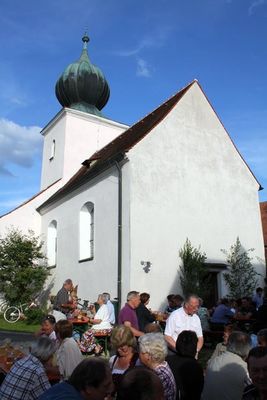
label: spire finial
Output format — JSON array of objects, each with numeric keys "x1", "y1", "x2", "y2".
[{"x1": 82, "y1": 31, "x2": 90, "y2": 50}]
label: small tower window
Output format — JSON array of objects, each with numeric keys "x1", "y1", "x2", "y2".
[
  {"x1": 79, "y1": 202, "x2": 94, "y2": 261},
  {"x1": 50, "y1": 140, "x2": 56, "y2": 160}
]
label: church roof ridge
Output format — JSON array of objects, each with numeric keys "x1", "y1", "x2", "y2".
[
  {"x1": 37, "y1": 80, "x2": 196, "y2": 210},
  {"x1": 84, "y1": 79, "x2": 196, "y2": 165}
]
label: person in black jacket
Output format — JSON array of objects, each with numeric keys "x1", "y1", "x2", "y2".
[
  {"x1": 166, "y1": 330, "x2": 204, "y2": 400},
  {"x1": 136, "y1": 293, "x2": 155, "y2": 332}
]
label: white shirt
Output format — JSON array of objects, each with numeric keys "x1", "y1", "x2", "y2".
[
  {"x1": 164, "y1": 307, "x2": 203, "y2": 342},
  {"x1": 92, "y1": 304, "x2": 112, "y2": 330},
  {"x1": 106, "y1": 300, "x2": 115, "y2": 324}
]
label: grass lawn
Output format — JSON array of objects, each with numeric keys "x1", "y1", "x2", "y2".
[{"x1": 0, "y1": 315, "x2": 39, "y2": 333}]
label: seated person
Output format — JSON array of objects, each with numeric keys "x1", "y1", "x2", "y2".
[
  {"x1": 78, "y1": 294, "x2": 112, "y2": 355},
  {"x1": 36, "y1": 315, "x2": 57, "y2": 341},
  {"x1": 136, "y1": 292, "x2": 155, "y2": 332},
  {"x1": 197, "y1": 298, "x2": 210, "y2": 332},
  {"x1": 235, "y1": 297, "x2": 256, "y2": 320},
  {"x1": 257, "y1": 328, "x2": 267, "y2": 347},
  {"x1": 210, "y1": 298, "x2": 235, "y2": 330},
  {"x1": 0, "y1": 336, "x2": 55, "y2": 400},
  {"x1": 139, "y1": 333, "x2": 176, "y2": 400},
  {"x1": 109, "y1": 325, "x2": 139, "y2": 397},
  {"x1": 88, "y1": 294, "x2": 112, "y2": 332},
  {"x1": 165, "y1": 294, "x2": 183, "y2": 314},
  {"x1": 53, "y1": 279, "x2": 76, "y2": 321},
  {"x1": 118, "y1": 367, "x2": 164, "y2": 400},
  {"x1": 144, "y1": 322, "x2": 162, "y2": 333},
  {"x1": 209, "y1": 324, "x2": 234, "y2": 361},
  {"x1": 102, "y1": 292, "x2": 116, "y2": 324},
  {"x1": 167, "y1": 330, "x2": 204, "y2": 400},
  {"x1": 253, "y1": 298, "x2": 267, "y2": 332},
  {"x1": 39, "y1": 358, "x2": 114, "y2": 400},
  {"x1": 242, "y1": 346, "x2": 267, "y2": 400},
  {"x1": 55, "y1": 320, "x2": 83, "y2": 380},
  {"x1": 252, "y1": 287, "x2": 264, "y2": 310}
]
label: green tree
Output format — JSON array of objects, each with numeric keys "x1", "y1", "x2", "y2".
[
  {"x1": 179, "y1": 238, "x2": 210, "y2": 299},
  {"x1": 0, "y1": 228, "x2": 48, "y2": 305},
  {"x1": 222, "y1": 237, "x2": 259, "y2": 298}
]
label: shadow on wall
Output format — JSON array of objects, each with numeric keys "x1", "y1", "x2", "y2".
[{"x1": 36, "y1": 278, "x2": 55, "y2": 308}]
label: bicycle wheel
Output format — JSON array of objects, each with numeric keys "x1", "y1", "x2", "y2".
[{"x1": 4, "y1": 306, "x2": 20, "y2": 323}]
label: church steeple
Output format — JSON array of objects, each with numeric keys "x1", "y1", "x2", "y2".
[{"x1": 55, "y1": 34, "x2": 110, "y2": 117}]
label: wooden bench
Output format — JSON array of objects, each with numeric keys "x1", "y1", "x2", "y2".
[{"x1": 94, "y1": 331, "x2": 111, "y2": 355}]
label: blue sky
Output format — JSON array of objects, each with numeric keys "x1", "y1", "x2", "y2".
[{"x1": 0, "y1": 0, "x2": 266, "y2": 215}]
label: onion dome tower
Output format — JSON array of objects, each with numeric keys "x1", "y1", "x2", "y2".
[{"x1": 55, "y1": 34, "x2": 110, "y2": 117}]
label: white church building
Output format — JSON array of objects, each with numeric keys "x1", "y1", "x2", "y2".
[{"x1": 0, "y1": 35, "x2": 265, "y2": 310}]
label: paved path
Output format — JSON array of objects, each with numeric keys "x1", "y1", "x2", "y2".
[{"x1": 0, "y1": 330, "x2": 35, "y2": 353}]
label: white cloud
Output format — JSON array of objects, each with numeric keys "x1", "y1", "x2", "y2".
[
  {"x1": 136, "y1": 58, "x2": 151, "y2": 78},
  {"x1": 0, "y1": 118, "x2": 42, "y2": 176},
  {"x1": 248, "y1": 0, "x2": 266, "y2": 16},
  {"x1": 112, "y1": 27, "x2": 173, "y2": 78}
]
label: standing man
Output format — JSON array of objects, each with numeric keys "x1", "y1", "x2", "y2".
[
  {"x1": 202, "y1": 331, "x2": 251, "y2": 400},
  {"x1": 118, "y1": 291, "x2": 144, "y2": 337},
  {"x1": 164, "y1": 294, "x2": 203, "y2": 354},
  {"x1": 102, "y1": 292, "x2": 115, "y2": 325},
  {"x1": 53, "y1": 279, "x2": 75, "y2": 321}
]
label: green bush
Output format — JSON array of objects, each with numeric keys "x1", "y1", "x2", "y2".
[
  {"x1": 0, "y1": 228, "x2": 49, "y2": 305},
  {"x1": 24, "y1": 307, "x2": 46, "y2": 325},
  {"x1": 179, "y1": 238, "x2": 211, "y2": 300}
]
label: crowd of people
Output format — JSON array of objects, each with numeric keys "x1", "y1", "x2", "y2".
[{"x1": 0, "y1": 278, "x2": 267, "y2": 400}]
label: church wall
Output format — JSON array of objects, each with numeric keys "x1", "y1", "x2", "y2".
[
  {"x1": 0, "y1": 180, "x2": 62, "y2": 238},
  {"x1": 40, "y1": 116, "x2": 66, "y2": 190},
  {"x1": 127, "y1": 82, "x2": 265, "y2": 310},
  {"x1": 40, "y1": 109, "x2": 128, "y2": 191},
  {"x1": 63, "y1": 111, "x2": 128, "y2": 184},
  {"x1": 40, "y1": 167, "x2": 120, "y2": 303}
]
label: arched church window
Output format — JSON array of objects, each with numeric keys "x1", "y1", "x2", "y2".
[
  {"x1": 50, "y1": 139, "x2": 56, "y2": 160},
  {"x1": 79, "y1": 202, "x2": 94, "y2": 261},
  {"x1": 47, "y1": 220, "x2": 57, "y2": 267}
]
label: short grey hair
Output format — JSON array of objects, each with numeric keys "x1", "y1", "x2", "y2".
[
  {"x1": 31, "y1": 336, "x2": 55, "y2": 362},
  {"x1": 127, "y1": 291, "x2": 139, "y2": 301},
  {"x1": 184, "y1": 294, "x2": 199, "y2": 304},
  {"x1": 102, "y1": 292, "x2": 110, "y2": 301},
  {"x1": 227, "y1": 331, "x2": 252, "y2": 359},
  {"x1": 98, "y1": 294, "x2": 107, "y2": 304},
  {"x1": 138, "y1": 333, "x2": 167, "y2": 363}
]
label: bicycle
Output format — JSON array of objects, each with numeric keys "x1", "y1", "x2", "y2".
[
  {"x1": 0, "y1": 299, "x2": 9, "y2": 314},
  {"x1": 4, "y1": 301, "x2": 38, "y2": 323}
]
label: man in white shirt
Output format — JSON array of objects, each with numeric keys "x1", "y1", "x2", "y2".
[
  {"x1": 164, "y1": 294, "x2": 203, "y2": 354},
  {"x1": 103, "y1": 292, "x2": 115, "y2": 324}
]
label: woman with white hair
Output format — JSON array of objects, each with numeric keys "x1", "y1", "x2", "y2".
[
  {"x1": 139, "y1": 333, "x2": 176, "y2": 400},
  {"x1": 89, "y1": 294, "x2": 112, "y2": 331},
  {"x1": 79, "y1": 294, "x2": 112, "y2": 355}
]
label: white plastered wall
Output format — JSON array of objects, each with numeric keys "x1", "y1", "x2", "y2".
[
  {"x1": 127, "y1": 82, "x2": 265, "y2": 310},
  {"x1": 40, "y1": 167, "x2": 120, "y2": 303},
  {"x1": 41, "y1": 108, "x2": 128, "y2": 190}
]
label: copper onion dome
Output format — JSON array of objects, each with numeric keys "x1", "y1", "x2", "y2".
[{"x1": 55, "y1": 34, "x2": 110, "y2": 117}]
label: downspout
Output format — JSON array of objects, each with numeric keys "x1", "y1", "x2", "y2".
[{"x1": 114, "y1": 160, "x2": 122, "y2": 311}]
